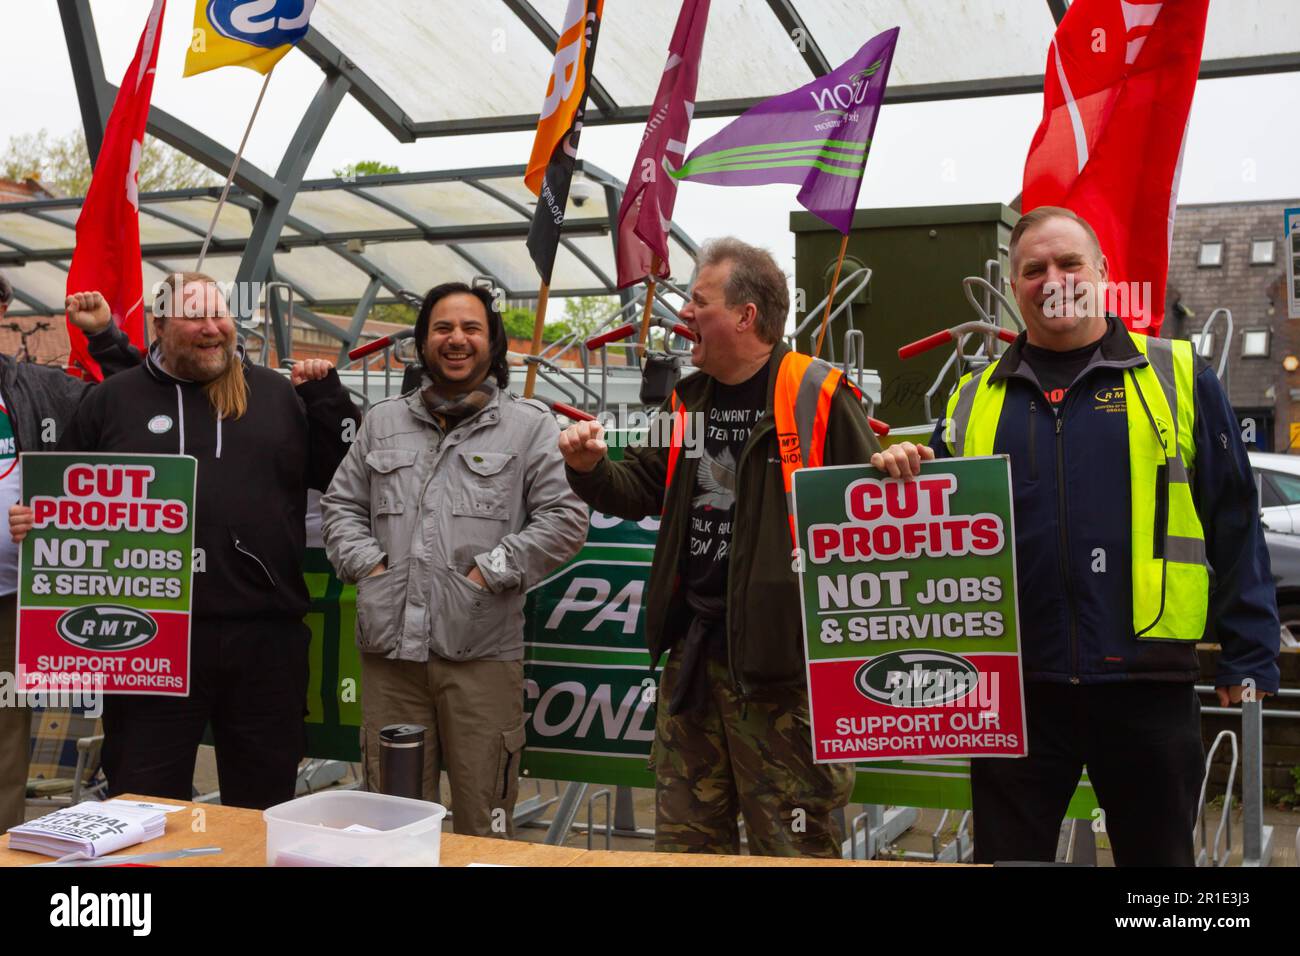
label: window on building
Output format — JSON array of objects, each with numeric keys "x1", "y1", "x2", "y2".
[
  {"x1": 1241, "y1": 329, "x2": 1270, "y2": 358},
  {"x1": 1250, "y1": 238, "x2": 1275, "y2": 265},
  {"x1": 1198, "y1": 240, "x2": 1223, "y2": 267},
  {"x1": 1190, "y1": 332, "x2": 1215, "y2": 357}
]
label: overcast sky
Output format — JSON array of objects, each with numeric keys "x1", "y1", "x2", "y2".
[{"x1": 4, "y1": 0, "x2": 1298, "y2": 293}]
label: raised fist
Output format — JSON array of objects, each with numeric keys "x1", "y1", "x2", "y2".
[
  {"x1": 558, "y1": 420, "x2": 608, "y2": 473},
  {"x1": 65, "y1": 291, "x2": 112, "y2": 335}
]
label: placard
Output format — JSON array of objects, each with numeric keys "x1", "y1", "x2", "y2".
[
  {"x1": 17, "y1": 453, "x2": 197, "y2": 696},
  {"x1": 793, "y1": 457, "x2": 1026, "y2": 762}
]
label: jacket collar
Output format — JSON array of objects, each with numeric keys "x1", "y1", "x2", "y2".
[{"x1": 988, "y1": 314, "x2": 1144, "y2": 384}]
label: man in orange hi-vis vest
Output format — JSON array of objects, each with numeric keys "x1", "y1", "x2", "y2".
[{"x1": 559, "y1": 237, "x2": 883, "y2": 857}]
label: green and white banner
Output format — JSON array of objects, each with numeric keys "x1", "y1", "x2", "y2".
[{"x1": 521, "y1": 510, "x2": 660, "y2": 788}]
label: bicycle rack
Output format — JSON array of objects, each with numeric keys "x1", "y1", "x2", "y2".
[
  {"x1": 1197, "y1": 306, "x2": 1233, "y2": 384},
  {"x1": 787, "y1": 266, "x2": 873, "y2": 365},
  {"x1": 586, "y1": 788, "x2": 613, "y2": 850},
  {"x1": 1194, "y1": 729, "x2": 1239, "y2": 866}
]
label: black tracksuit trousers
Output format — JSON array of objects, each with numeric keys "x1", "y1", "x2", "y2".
[
  {"x1": 971, "y1": 681, "x2": 1206, "y2": 866},
  {"x1": 101, "y1": 618, "x2": 310, "y2": 810}
]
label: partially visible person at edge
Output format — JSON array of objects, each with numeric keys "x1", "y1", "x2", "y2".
[
  {"x1": 873, "y1": 206, "x2": 1280, "y2": 866},
  {"x1": 558, "y1": 237, "x2": 883, "y2": 857},
  {"x1": 0, "y1": 273, "x2": 140, "y2": 833},
  {"x1": 321, "y1": 282, "x2": 586, "y2": 838},
  {"x1": 9, "y1": 272, "x2": 361, "y2": 811}
]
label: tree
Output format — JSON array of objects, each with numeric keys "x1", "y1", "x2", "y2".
[
  {"x1": 333, "y1": 160, "x2": 400, "y2": 180},
  {"x1": 0, "y1": 128, "x2": 219, "y2": 196},
  {"x1": 501, "y1": 306, "x2": 569, "y2": 343},
  {"x1": 561, "y1": 295, "x2": 617, "y2": 338},
  {"x1": 369, "y1": 303, "x2": 416, "y2": 325}
]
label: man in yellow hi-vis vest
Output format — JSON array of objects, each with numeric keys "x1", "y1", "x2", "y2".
[
  {"x1": 559, "y1": 238, "x2": 883, "y2": 856},
  {"x1": 872, "y1": 208, "x2": 1280, "y2": 866}
]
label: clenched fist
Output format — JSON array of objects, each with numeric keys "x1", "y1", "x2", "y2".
[
  {"x1": 66, "y1": 291, "x2": 112, "y2": 335},
  {"x1": 290, "y1": 358, "x2": 333, "y2": 386},
  {"x1": 558, "y1": 420, "x2": 608, "y2": 473}
]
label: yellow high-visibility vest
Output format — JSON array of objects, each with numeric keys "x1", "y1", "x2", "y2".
[{"x1": 943, "y1": 332, "x2": 1207, "y2": 641}]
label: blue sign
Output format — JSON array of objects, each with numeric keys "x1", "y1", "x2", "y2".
[{"x1": 206, "y1": 0, "x2": 314, "y2": 49}]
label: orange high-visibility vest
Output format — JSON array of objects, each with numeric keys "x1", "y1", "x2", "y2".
[{"x1": 662, "y1": 352, "x2": 847, "y2": 547}]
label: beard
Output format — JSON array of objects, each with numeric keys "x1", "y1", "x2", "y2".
[{"x1": 167, "y1": 337, "x2": 235, "y2": 383}]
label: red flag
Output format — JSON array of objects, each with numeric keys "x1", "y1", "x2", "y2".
[
  {"x1": 66, "y1": 0, "x2": 165, "y2": 380},
  {"x1": 615, "y1": 0, "x2": 710, "y2": 289},
  {"x1": 1021, "y1": 0, "x2": 1209, "y2": 336}
]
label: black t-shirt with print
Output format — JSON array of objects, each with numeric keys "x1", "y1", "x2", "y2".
[
  {"x1": 684, "y1": 364, "x2": 770, "y2": 598},
  {"x1": 1021, "y1": 336, "x2": 1103, "y2": 407}
]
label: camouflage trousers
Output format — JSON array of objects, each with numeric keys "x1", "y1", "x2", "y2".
[{"x1": 653, "y1": 645, "x2": 853, "y2": 857}]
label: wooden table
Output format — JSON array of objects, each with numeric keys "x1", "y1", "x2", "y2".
[{"x1": 0, "y1": 795, "x2": 936, "y2": 867}]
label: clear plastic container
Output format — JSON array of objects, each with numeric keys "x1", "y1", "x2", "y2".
[{"x1": 263, "y1": 791, "x2": 447, "y2": 867}]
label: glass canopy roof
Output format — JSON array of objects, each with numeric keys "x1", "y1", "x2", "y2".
[
  {"x1": 302, "y1": 0, "x2": 1300, "y2": 136},
  {"x1": 0, "y1": 162, "x2": 698, "y2": 315}
]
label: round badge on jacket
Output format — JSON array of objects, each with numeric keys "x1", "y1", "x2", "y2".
[{"x1": 147, "y1": 414, "x2": 174, "y2": 434}]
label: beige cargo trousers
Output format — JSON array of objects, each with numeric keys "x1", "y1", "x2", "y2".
[{"x1": 360, "y1": 655, "x2": 525, "y2": 838}]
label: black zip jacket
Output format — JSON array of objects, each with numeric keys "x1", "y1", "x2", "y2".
[{"x1": 58, "y1": 345, "x2": 361, "y2": 622}]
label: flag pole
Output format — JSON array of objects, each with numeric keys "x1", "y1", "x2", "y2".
[
  {"x1": 813, "y1": 232, "x2": 850, "y2": 358},
  {"x1": 523, "y1": 281, "x2": 552, "y2": 399},
  {"x1": 636, "y1": 254, "x2": 661, "y2": 347},
  {"x1": 196, "y1": 71, "x2": 273, "y2": 271}
]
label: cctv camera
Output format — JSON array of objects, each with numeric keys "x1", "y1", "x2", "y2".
[{"x1": 570, "y1": 180, "x2": 596, "y2": 208}]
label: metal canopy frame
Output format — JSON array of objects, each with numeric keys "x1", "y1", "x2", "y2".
[
  {"x1": 44, "y1": 0, "x2": 1300, "y2": 354},
  {"x1": 0, "y1": 158, "x2": 696, "y2": 304}
]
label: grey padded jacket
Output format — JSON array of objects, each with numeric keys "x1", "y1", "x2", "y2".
[{"x1": 320, "y1": 384, "x2": 588, "y2": 662}]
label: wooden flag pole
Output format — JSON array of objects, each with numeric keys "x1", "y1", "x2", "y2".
[
  {"x1": 523, "y1": 281, "x2": 552, "y2": 398},
  {"x1": 196, "y1": 71, "x2": 272, "y2": 271},
  {"x1": 813, "y1": 232, "x2": 850, "y2": 358},
  {"x1": 636, "y1": 254, "x2": 661, "y2": 347}
]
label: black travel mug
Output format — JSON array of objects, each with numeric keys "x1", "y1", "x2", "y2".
[{"x1": 378, "y1": 724, "x2": 426, "y2": 799}]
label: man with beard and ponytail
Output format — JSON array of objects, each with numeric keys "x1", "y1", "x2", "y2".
[
  {"x1": 9, "y1": 272, "x2": 361, "y2": 809},
  {"x1": 321, "y1": 281, "x2": 586, "y2": 837}
]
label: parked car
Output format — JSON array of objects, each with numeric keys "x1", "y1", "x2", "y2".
[
  {"x1": 1266, "y1": 530, "x2": 1300, "y2": 644},
  {"x1": 1249, "y1": 451, "x2": 1300, "y2": 534}
]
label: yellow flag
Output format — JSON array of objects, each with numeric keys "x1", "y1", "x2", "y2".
[{"x1": 184, "y1": 0, "x2": 315, "y2": 77}]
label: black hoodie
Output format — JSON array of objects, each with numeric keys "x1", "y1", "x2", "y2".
[{"x1": 58, "y1": 346, "x2": 361, "y2": 622}]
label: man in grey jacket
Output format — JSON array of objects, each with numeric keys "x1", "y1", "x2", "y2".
[
  {"x1": 0, "y1": 280, "x2": 131, "y2": 832},
  {"x1": 321, "y1": 282, "x2": 587, "y2": 837}
]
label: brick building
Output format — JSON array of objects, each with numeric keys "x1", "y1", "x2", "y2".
[{"x1": 1164, "y1": 198, "x2": 1299, "y2": 452}]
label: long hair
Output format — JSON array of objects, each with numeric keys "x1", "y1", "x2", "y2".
[
  {"x1": 155, "y1": 271, "x2": 248, "y2": 420},
  {"x1": 413, "y1": 282, "x2": 510, "y2": 389}
]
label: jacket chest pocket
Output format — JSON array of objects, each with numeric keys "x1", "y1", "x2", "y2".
[
  {"x1": 366, "y1": 448, "x2": 421, "y2": 517},
  {"x1": 451, "y1": 450, "x2": 515, "y2": 521}
]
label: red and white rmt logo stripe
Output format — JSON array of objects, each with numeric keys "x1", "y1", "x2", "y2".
[{"x1": 1121, "y1": 1, "x2": 1163, "y2": 64}]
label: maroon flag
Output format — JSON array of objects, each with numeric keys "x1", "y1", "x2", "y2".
[
  {"x1": 66, "y1": 0, "x2": 164, "y2": 380},
  {"x1": 1022, "y1": 0, "x2": 1209, "y2": 335},
  {"x1": 615, "y1": 0, "x2": 710, "y2": 288}
]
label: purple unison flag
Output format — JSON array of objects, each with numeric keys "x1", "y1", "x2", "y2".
[
  {"x1": 615, "y1": 0, "x2": 711, "y2": 289},
  {"x1": 670, "y1": 27, "x2": 899, "y2": 234}
]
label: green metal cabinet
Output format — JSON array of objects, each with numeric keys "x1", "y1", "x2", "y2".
[{"x1": 791, "y1": 203, "x2": 1019, "y2": 428}]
